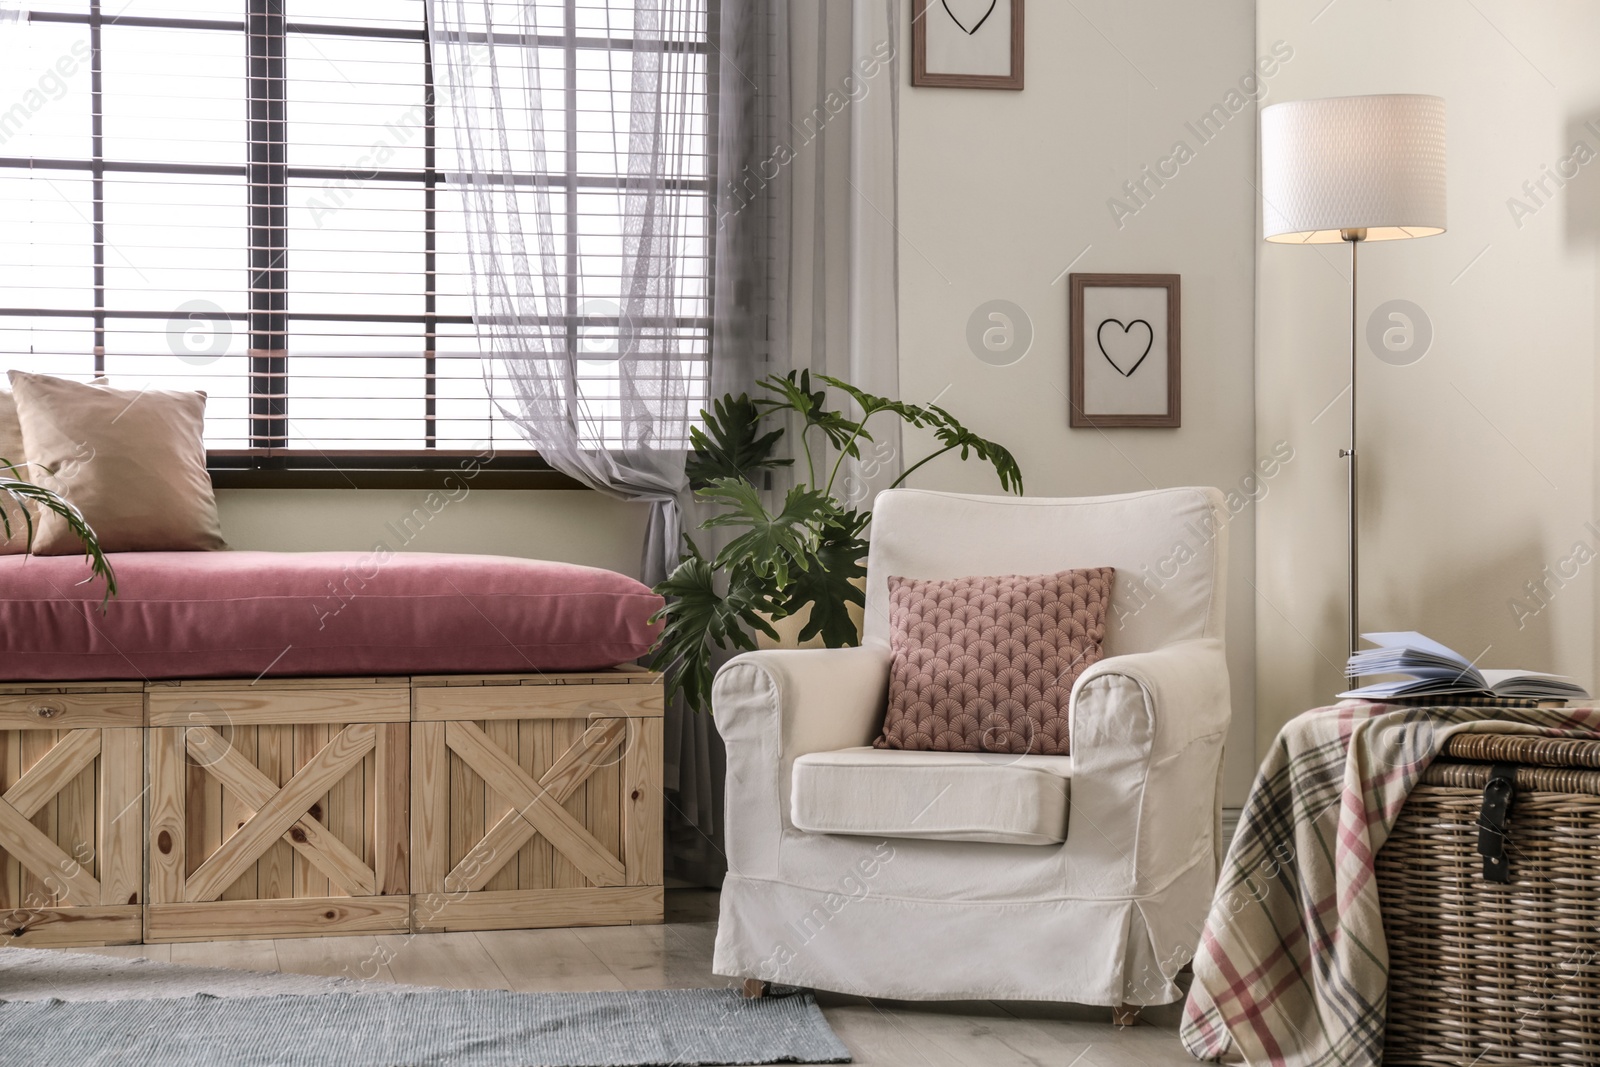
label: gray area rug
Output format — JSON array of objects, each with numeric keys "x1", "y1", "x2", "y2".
[
  {"x1": 0, "y1": 947, "x2": 402, "y2": 1001},
  {"x1": 0, "y1": 950, "x2": 850, "y2": 1066}
]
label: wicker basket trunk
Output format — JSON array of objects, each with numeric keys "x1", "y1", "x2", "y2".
[{"x1": 1378, "y1": 733, "x2": 1600, "y2": 1066}]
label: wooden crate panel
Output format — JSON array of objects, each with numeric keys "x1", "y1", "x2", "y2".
[
  {"x1": 148, "y1": 677, "x2": 403, "y2": 691},
  {"x1": 0, "y1": 905, "x2": 142, "y2": 946},
  {"x1": 408, "y1": 668, "x2": 656, "y2": 687},
  {"x1": 147, "y1": 713, "x2": 410, "y2": 941},
  {"x1": 0, "y1": 693, "x2": 141, "y2": 730},
  {"x1": 0, "y1": 726, "x2": 143, "y2": 946},
  {"x1": 148, "y1": 686, "x2": 409, "y2": 728},
  {"x1": 414, "y1": 887, "x2": 663, "y2": 933},
  {"x1": 412, "y1": 683, "x2": 663, "y2": 722},
  {"x1": 437, "y1": 718, "x2": 627, "y2": 894},
  {"x1": 160, "y1": 724, "x2": 378, "y2": 904},
  {"x1": 410, "y1": 677, "x2": 664, "y2": 933},
  {"x1": 623, "y1": 716, "x2": 663, "y2": 886},
  {"x1": 146, "y1": 897, "x2": 411, "y2": 943}
]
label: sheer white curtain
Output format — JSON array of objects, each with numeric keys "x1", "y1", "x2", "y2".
[
  {"x1": 429, "y1": 0, "x2": 901, "y2": 885},
  {"x1": 427, "y1": 0, "x2": 704, "y2": 590}
]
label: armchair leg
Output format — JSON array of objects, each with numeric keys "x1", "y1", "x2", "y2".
[
  {"x1": 1112, "y1": 1003, "x2": 1143, "y2": 1027},
  {"x1": 741, "y1": 979, "x2": 770, "y2": 1000}
]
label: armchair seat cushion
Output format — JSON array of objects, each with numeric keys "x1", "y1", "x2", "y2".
[{"x1": 790, "y1": 747, "x2": 1071, "y2": 846}]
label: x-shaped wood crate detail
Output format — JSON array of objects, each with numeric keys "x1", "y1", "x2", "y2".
[
  {"x1": 0, "y1": 727, "x2": 142, "y2": 912},
  {"x1": 0, "y1": 729, "x2": 103, "y2": 906},
  {"x1": 441, "y1": 718, "x2": 627, "y2": 893},
  {"x1": 181, "y1": 725, "x2": 377, "y2": 902}
]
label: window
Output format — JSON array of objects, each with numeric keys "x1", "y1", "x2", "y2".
[{"x1": 0, "y1": 0, "x2": 714, "y2": 478}]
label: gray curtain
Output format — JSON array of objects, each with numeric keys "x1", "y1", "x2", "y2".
[{"x1": 666, "y1": 0, "x2": 902, "y2": 886}]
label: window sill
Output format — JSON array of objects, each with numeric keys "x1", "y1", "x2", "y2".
[{"x1": 206, "y1": 451, "x2": 586, "y2": 491}]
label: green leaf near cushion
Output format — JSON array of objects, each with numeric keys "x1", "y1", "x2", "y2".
[
  {"x1": 648, "y1": 542, "x2": 780, "y2": 713},
  {"x1": 779, "y1": 508, "x2": 869, "y2": 647},
  {"x1": 700, "y1": 479, "x2": 835, "y2": 590}
]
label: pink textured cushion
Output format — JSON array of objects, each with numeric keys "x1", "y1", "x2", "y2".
[
  {"x1": 0, "y1": 551, "x2": 663, "y2": 681},
  {"x1": 873, "y1": 568, "x2": 1114, "y2": 755}
]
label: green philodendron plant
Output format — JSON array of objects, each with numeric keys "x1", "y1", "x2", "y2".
[
  {"x1": 650, "y1": 371, "x2": 1023, "y2": 715},
  {"x1": 1, "y1": 460, "x2": 116, "y2": 602}
]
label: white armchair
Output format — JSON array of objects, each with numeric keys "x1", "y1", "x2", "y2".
[{"x1": 711, "y1": 487, "x2": 1232, "y2": 1007}]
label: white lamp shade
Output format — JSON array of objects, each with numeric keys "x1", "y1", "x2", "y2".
[{"x1": 1261, "y1": 94, "x2": 1446, "y2": 244}]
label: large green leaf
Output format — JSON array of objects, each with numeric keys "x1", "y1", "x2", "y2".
[
  {"x1": 817, "y1": 375, "x2": 1023, "y2": 494},
  {"x1": 684, "y1": 393, "x2": 790, "y2": 491},
  {"x1": 779, "y1": 508, "x2": 869, "y2": 648},
  {"x1": 816, "y1": 374, "x2": 937, "y2": 429},
  {"x1": 0, "y1": 468, "x2": 117, "y2": 604},
  {"x1": 699, "y1": 478, "x2": 834, "y2": 590},
  {"x1": 648, "y1": 543, "x2": 779, "y2": 715},
  {"x1": 919, "y1": 403, "x2": 1025, "y2": 493},
  {"x1": 755, "y1": 370, "x2": 866, "y2": 457}
]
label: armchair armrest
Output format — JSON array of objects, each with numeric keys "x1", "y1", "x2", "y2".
[
  {"x1": 1072, "y1": 637, "x2": 1232, "y2": 758},
  {"x1": 712, "y1": 644, "x2": 892, "y2": 876},
  {"x1": 1067, "y1": 638, "x2": 1232, "y2": 895}
]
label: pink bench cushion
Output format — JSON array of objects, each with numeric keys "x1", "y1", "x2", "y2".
[{"x1": 0, "y1": 551, "x2": 663, "y2": 681}]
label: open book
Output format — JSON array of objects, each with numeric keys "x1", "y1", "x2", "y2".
[{"x1": 1340, "y1": 631, "x2": 1590, "y2": 701}]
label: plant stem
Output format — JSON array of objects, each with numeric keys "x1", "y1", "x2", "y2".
[
  {"x1": 825, "y1": 415, "x2": 873, "y2": 496},
  {"x1": 801, "y1": 426, "x2": 817, "y2": 488},
  {"x1": 889, "y1": 443, "x2": 957, "y2": 490}
]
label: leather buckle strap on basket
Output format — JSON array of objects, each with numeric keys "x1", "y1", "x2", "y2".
[
  {"x1": 1378, "y1": 731, "x2": 1600, "y2": 1066},
  {"x1": 1475, "y1": 762, "x2": 1517, "y2": 884}
]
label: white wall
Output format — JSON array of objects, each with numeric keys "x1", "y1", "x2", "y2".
[
  {"x1": 1254, "y1": 1, "x2": 1600, "y2": 748},
  {"x1": 894, "y1": 0, "x2": 1262, "y2": 801}
]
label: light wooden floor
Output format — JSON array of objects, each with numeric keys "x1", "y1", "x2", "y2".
[{"x1": 64, "y1": 890, "x2": 1201, "y2": 1066}]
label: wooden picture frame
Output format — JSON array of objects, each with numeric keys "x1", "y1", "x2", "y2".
[
  {"x1": 1069, "y1": 273, "x2": 1181, "y2": 429},
  {"x1": 911, "y1": 0, "x2": 1025, "y2": 91}
]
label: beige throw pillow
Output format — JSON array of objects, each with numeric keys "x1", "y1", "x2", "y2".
[
  {"x1": 0, "y1": 389, "x2": 35, "y2": 554},
  {"x1": 8, "y1": 371, "x2": 226, "y2": 554}
]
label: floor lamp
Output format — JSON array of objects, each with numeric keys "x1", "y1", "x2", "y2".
[{"x1": 1260, "y1": 94, "x2": 1447, "y2": 660}]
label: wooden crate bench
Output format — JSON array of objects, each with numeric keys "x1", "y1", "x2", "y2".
[
  {"x1": 410, "y1": 671, "x2": 664, "y2": 933},
  {"x1": 0, "y1": 670, "x2": 662, "y2": 945},
  {"x1": 0, "y1": 682, "x2": 144, "y2": 947}
]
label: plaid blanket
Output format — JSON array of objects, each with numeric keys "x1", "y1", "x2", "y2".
[{"x1": 1181, "y1": 700, "x2": 1600, "y2": 1066}]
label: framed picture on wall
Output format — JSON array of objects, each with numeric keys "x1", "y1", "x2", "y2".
[
  {"x1": 911, "y1": 0, "x2": 1025, "y2": 90},
  {"x1": 1069, "y1": 274, "x2": 1181, "y2": 428}
]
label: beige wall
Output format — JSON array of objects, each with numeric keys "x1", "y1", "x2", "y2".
[
  {"x1": 894, "y1": 0, "x2": 1261, "y2": 801},
  {"x1": 216, "y1": 489, "x2": 651, "y2": 579},
  {"x1": 1254, "y1": 1, "x2": 1600, "y2": 748}
]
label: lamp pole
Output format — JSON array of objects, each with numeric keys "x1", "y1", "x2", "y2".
[{"x1": 1340, "y1": 227, "x2": 1365, "y2": 662}]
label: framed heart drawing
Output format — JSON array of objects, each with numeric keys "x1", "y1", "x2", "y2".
[
  {"x1": 911, "y1": 0, "x2": 1024, "y2": 90},
  {"x1": 1069, "y1": 273, "x2": 1181, "y2": 428}
]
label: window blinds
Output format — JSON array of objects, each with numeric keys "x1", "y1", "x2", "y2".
[{"x1": 0, "y1": 0, "x2": 712, "y2": 455}]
